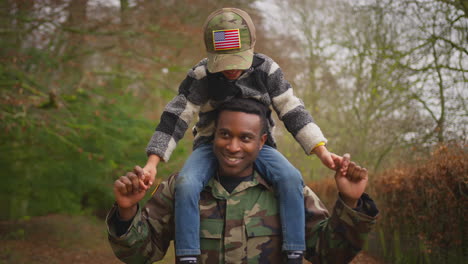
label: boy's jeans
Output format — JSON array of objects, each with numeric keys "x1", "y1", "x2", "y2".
[{"x1": 175, "y1": 143, "x2": 305, "y2": 256}]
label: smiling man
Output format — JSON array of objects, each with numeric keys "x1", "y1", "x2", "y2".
[
  {"x1": 213, "y1": 100, "x2": 268, "y2": 179},
  {"x1": 107, "y1": 98, "x2": 379, "y2": 264}
]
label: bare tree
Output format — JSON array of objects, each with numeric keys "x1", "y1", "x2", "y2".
[
  {"x1": 265, "y1": 0, "x2": 467, "y2": 173},
  {"x1": 393, "y1": 0, "x2": 468, "y2": 144}
]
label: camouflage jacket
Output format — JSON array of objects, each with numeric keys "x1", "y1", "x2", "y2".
[
  {"x1": 146, "y1": 53, "x2": 327, "y2": 162},
  {"x1": 107, "y1": 172, "x2": 378, "y2": 263}
]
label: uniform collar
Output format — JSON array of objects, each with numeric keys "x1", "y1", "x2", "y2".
[{"x1": 206, "y1": 170, "x2": 272, "y2": 199}]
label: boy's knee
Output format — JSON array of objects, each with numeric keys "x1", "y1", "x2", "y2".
[
  {"x1": 278, "y1": 167, "x2": 302, "y2": 181},
  {"x1": 274, "y1": 173, "x2": 303, "y2": 190},
  {"x1": 176, "y1": 174, "x2": 203, "y2": 191},
  {"x1": 290, "y1": 172, "x2": 303, "y2": 185}
]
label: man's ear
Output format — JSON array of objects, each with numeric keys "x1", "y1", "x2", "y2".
[{"x1": 259, "y1": 133, "x2": 267, "y2": 149}]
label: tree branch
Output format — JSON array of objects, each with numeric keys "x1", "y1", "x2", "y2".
[
  {"x1": 411, "y1": 93, "x2": 439, "y2": 123},
  {"x1": 431, "y1": 34, "x2": 468, "y2": 55}
]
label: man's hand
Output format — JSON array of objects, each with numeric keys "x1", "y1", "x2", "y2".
[
  {"x1": 113, "y1": 165, "x2": 150, "y2": 220},
  {"x1": 334, "y1": 154, "x2": 368, "y2": 208},
  {"x1": 142, "y1": 154, "x2": 161, "y2": 187},
  {"x1": 313, "y1": 145, "x2": 348, "y2": 176}
]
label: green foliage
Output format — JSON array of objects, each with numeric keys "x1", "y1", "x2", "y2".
[
  {"x1": 0, "y1": 0, "x2": 258, "y2": 221},
  {"x1": 0, "y1": 80, "x2": 160, "y2": 219}
]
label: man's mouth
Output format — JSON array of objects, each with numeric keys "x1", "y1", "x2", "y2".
[{"x1": 223, "y1": 155, "x2": 243, "y2": 165}]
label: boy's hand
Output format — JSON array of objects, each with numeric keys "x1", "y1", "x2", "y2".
[
  {"x1": 142, "y1": 154, "x2": 161, "y2": 187},
  {"x1": 142, "y1": 164, "x2": 156, "y2": 186},
  {"x1": 313, "y1": 145, "x2": 348, "y2": 176}
]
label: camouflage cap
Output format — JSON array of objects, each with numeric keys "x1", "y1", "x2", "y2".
[{"x1": 203, "y1": 8, "x2": 256, "y2": 73}]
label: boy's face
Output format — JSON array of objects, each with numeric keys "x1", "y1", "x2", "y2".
[{"x1": 222, "y1": 69, "x2": 243, "y2": 80}]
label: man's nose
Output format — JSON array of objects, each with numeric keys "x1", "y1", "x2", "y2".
[{"x1": 226, "y1": 138, "x2": 241, "y2": 152}]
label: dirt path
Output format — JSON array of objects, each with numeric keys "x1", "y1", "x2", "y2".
[
  {"x1": 0, "y1": 214, "x2": 128, "y2": 264},
  {"x1": 0, "y1": 214, "x2": 382, "y2": 264},
  {"x1": 350, "y1": 252, "x2": 383, "y2": 264}
]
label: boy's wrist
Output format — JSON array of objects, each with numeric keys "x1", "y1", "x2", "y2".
[
  {"x1": 311, "y1": 143, "x2": 327, "y2": 155},
  {"x1": 146, "y1": 154, "x2": 161, "y2": 167}
]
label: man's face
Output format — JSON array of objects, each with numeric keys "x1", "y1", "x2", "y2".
[
  {"x1": 221, "y1": 69, "x2": 243, "y2": 80},
  {"x1": 213, "y1": 110, "x2": 267, "y2": 178}
]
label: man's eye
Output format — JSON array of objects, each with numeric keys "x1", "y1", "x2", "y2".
[{"x1": 241, "y1": 136, "x2": 251, "y2": 142}]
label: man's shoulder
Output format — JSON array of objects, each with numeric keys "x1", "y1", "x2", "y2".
[{"x1": 149, "y1": 173, "x2": 178, "y2": 201}]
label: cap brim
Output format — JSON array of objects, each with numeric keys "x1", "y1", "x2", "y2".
[{"x1": 207, "y1": 49, "x2": 253, "y2": 73}]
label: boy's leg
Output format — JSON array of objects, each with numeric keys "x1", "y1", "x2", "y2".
[
  {"x1": 254, "y1": 145, "x2": 306, "y2": 251},
  {"x1": 175, "y1": 144, "x2": 217, "y2": 256}
]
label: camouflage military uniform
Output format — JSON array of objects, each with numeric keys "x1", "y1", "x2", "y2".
[{"x1": 107, "y1": 172, "x2": 378, "y2": 263}]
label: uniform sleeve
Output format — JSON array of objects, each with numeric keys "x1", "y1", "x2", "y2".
[
  {"x1": 303, "y1": 187, "x2": 379, "y2": 263},
  {"x1": 146, "y1": 61, "x2": 209, "y2": 161},
  {"x1": 263, "y1": 56, "x2": 327, "y2": 154},
  {"x1": 106, "y1": 175, "x2": 177, "y2": 264}
]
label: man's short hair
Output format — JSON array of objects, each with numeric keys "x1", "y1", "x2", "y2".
[{"x1": 215, "y1": 98, "x2": 269, "y2": 135}]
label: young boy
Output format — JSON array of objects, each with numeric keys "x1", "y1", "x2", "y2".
[{"x1": 142, "y1": 8, "x2": 344, "y2": 263}]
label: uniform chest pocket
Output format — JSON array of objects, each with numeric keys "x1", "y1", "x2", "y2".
[
  {"x1": 199, "y1": 219, "x2": 223, "y2": 263},
  {"x1": 200, "y1": 218, "x2": 223, "y2": 239},
  {"x1": 245, "y1": 216, "x2": 281, "y2": 237}
]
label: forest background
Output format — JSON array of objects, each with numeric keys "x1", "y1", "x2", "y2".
[{"x1": 0, "y1": 0, "x2": 466, "y2": 263}]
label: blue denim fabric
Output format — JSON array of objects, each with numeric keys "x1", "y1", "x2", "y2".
[
  {"x1": 175, "y1": 144, "x2": 217, "y2": 256},
  {"x1": 254, "y1": 145, "x2": 305, "y2": 251},
  {"x1": 174, "y1": 144, "x2": 305, "y2": 256}
]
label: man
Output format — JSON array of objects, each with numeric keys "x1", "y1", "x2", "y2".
[
  {"x1": 143, "y1": 8, "x2": 345, "y2": 259},
  {"x1": 107, "y1": 98, "x2": 378, "y2": 263}
]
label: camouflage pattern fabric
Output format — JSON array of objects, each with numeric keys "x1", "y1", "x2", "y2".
[
  {"x1": 107, "y1": 172, "x2": 378, "y2": 263},
  {"x1": 203, "y1": 8, "x2": 255, "y2": 53},
  {"x1": 203, "y1": 8, "x2": 256, "y2": 73}
]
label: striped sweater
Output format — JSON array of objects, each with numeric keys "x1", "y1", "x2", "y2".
[{"x1": 146, "y1": 53, "x2": 327, "y2": 161}]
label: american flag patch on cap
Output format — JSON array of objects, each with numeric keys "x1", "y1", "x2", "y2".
[{"x1": 213, "y1": 29, "x2": 241, "y2": 51}]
